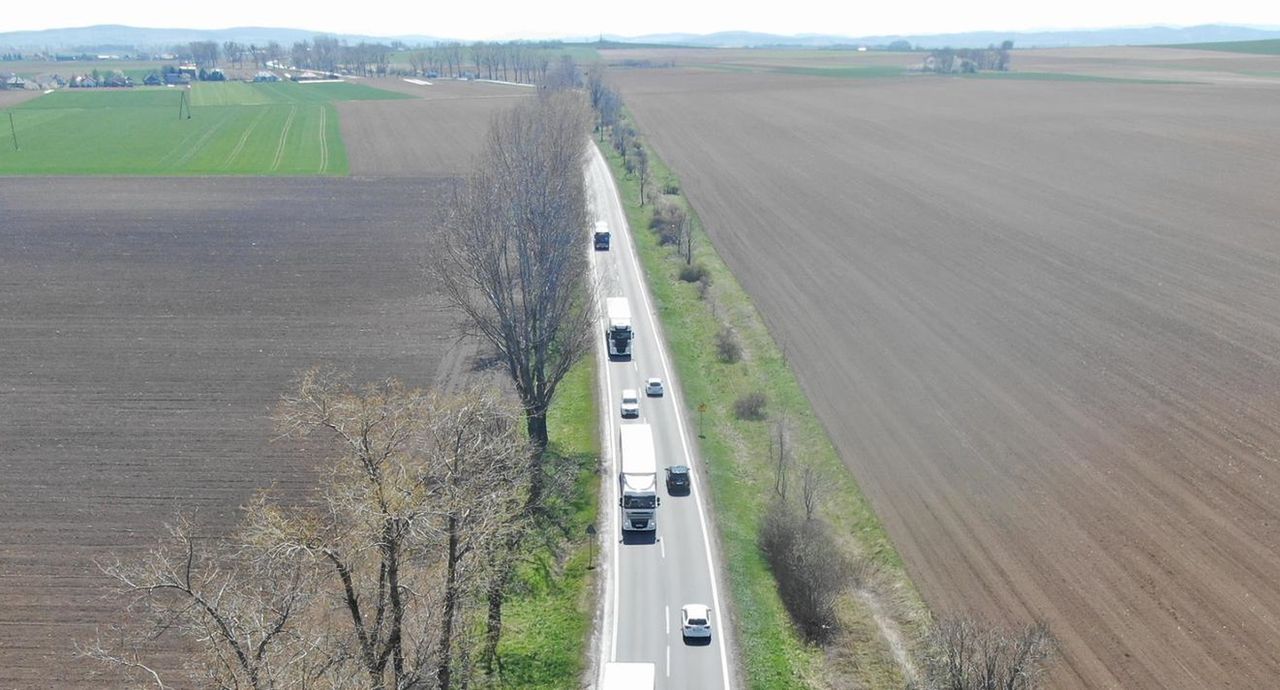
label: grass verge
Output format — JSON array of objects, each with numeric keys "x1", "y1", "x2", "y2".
[
  {"x1": 485, "y1": 360, "x2": 599, "y2": 688},
  {"x1": 599, "y1": 125, "x2": 929, "y2": 688}
]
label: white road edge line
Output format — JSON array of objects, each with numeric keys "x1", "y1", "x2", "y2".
[
  {"x1": 593, "y1": 236, "x2": 621, "y2": 674},
  {"x1": 592, "y1": 142, "x2": 734, "y2": 689},
  {"x1": 667, "y1": 644, "x2": 671, "y2": 678}
]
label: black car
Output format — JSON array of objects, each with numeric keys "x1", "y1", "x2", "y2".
[{"x1": 665, "y1": 465, "x2": 691, "y2": 494}]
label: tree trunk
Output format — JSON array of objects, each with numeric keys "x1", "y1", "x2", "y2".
[
  {"x1": 437, "y1": 517, "x2": 459, "y2": 689},
  {"x1": 526, "y1": 409, "x2": 548, "y2": 507},
  {"x1": 481, "y1": 552, "x2": 514, "y2": 675}
]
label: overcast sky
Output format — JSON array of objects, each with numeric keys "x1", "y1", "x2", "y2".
[{"x1": 2, "y1": 0, "x2": 1277, "y2": 40}]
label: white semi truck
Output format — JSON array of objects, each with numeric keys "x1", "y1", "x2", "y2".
[
  {"x1": 600, "y1": 662, "x2": 655, "y2": 689},
  {"x1": 606, "y1": 297, "x2": 633, "y2": 360},
  {"x1": 619, "y1": 424, "x2": 659, "y2": 532}
]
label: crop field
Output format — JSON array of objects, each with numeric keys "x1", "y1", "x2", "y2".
[
  {"x1": 339, "y1": 78, "x2": 531, "y2": 176},
  {"x1": 0, "y1": 176, "x2": 475, "y2": 687},
  {"x1": 0, "y1": 81, "x2": 408, "y2": 175},
  {"x1": 610, "y1": 47, "x2": 1280, "y2": 688}
]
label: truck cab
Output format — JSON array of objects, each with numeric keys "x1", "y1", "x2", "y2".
[
  {"x1": 606, "y1": 297, "x2": 633, "y2": 360},
  {"x1": 594, "y1": 220, "x2": 611, "y2": 250}
]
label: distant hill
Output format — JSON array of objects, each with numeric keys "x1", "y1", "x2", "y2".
[
  {"x1": 622, "y1": 25, "x2": 1280, "y2": 49},
  {"x1": 0, "y1": 25, "x2": 448, "y2": 52},
  {"x1": 4, "y1": 23, "x2": 1280, "y2": 53}
]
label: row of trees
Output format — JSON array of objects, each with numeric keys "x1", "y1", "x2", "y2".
[
  {"x1": 86, "y1": 82, "x2": 596, "y2": 687},
  {"x1": 924, "y1": 41, "x2": 1014, "y2": 73},
  {"x1": 180, "y1": 36, "x2": 581, "y2": 83},
  {"x1": 403, "y1": 41, "x2": 571, "y2": 83}
]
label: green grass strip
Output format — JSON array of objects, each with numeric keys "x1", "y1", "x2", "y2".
[
  {"x1": 487, "y1": 360, "x2": 599, "y2": 688},
  {"x1": 600, "y1": 126, "x2": 929, "y2": 687},
  {"x1": 1162, "y1": 38, "x2": 1280, "y2": 55}
]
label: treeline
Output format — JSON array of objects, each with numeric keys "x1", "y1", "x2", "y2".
[
  {"x1": 176, "y1": 37, "x2": 581, "y2": 83},
  {"x1": 924, "y1": 41, "x2": 1014, "y2": 73}
]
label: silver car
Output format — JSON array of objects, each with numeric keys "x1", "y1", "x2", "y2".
[{"x1": 645, "y1": 377, "x2": 664, "y2": 397}]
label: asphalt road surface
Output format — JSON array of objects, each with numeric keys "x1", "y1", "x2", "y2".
[{"x1": 587, "y1": 144, "x2": 733, "y2": 689}]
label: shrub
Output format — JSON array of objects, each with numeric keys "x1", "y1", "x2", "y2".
[
  {"x1": 914, "y1": 616, "x2": 1057, "y2": 690},
  {"x1": 758, "y1": 501, "x2": 848, "y2": 642},
  {"x1": 662, "y1": 179, "x2": 680, "y2": 195},
  {"x1": 679, "y1": 263, "x2": 709, "y2": 283},
  {"x1": 734, "y1": 391, "x2": 767, "y2": 421},
  {"x1": 649, "y1": 199, "x2": 686, "y2": 246},
  {"x1": 696, "y1": 273, "x2": 712, "y2": 300},
  {"x1": 715, "y1": 326, "x2": 741, "y2": 364}
]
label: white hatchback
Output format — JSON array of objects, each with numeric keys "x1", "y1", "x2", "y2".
[{"x1": 645, "y1": 377, "x2": 664, "y2": 397}]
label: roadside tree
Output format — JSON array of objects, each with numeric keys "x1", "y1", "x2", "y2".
[
  {"x1": 84, "y1": 369, "x2": 529, "y2": 689},
  {"x1": 431, "y1": 90, "x2": 595, "y2": 504}
]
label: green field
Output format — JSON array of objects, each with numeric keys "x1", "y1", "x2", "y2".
[
  {"x1": 0, "y1": 81, "x2": 408, "y2": 175},
  {"x1": 1166, "y1": 38, "x2": 1280, "y2": 54}
]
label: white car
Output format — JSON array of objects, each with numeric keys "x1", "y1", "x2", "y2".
[
  {"x1": 680, "y1": 603, "x2": 712, "y2": 642},
  {"x1": 620, "y1": 389, "x2": 640, "y2": 418},
  {"x1": 645, "y1": 377, "x2": 664, "y2": 397}
]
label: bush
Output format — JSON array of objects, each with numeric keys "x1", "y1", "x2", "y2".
[
  {"x1": 679, "y1": 263, "x2": 709, "y2": 284},
  {"x1": 734, "y1": 391, "x2": 767, "y2": 421},
  {"x1": 758, "y1": 501, "x2": 847, "y2": 642},
  {"x1": 715, "y1": 326, "x2": 741, "y2": 364},
  {"x1": 663, "y1": 179, "x2": 680, "y2": 195},
  {"x1": 914, "y1": 616, "x2": 1057, "y2": 690},
  {"x1": 649, "y1": 199, "x2": 686, "y2": 246},
  {"x1": 696, "y1": 273, "x2": 712, "y2": 300}
]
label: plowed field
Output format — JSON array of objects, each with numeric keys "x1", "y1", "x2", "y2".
[
  {"x1": 612, "y1": 55, "x2": 1280, "y2": 687},
  {"x1": 0, "y1": 177, "x2": 472, "y2": 686},
  {"x1": 339, "y1": 79, "x2": 531, "y2": 176}
]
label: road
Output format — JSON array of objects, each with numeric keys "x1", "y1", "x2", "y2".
[{"x1": 587, "y1": 143, "x2": 733, "y2": 689}]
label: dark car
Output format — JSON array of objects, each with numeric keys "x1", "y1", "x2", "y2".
[{"x1": 665, "y1": 465, "x2": 691, "y2": 494}]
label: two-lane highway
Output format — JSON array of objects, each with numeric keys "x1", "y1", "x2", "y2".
[{"x1": 587, "y1": 143, "x2": 733, "y2": 689}]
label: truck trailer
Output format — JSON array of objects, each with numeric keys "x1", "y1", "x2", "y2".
[
  {"x1": 600, "y1": 662, "x2": 655, "y2": 689},
  {"x1": 606, "y1": 297, "x2": 633, "y2": 359},
  {"x1": 619, "y1": 424, "x2": 659, "y2": 532}
]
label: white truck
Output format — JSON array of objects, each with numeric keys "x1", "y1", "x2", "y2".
[
  {"x1": 601, "y1": 661, "x2": 656, "y2": 689},
  {"x1": 606, "y1": 297, "x2": 633, "y2": 360},
  {"x1": 619, "y1": 424, "x2": 659, "y2": 532}
]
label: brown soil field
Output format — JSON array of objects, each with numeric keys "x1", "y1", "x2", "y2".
[
  {"x1": 613, "y1": 61, "x2": 1280, "y2": 687},
  {"x1": 0, "y1": 177, "x2": 472, "y2": 686},
  {"x1": 340, "y1": 78, "x2": 530, "y2": 176},
  {"x1": 603, "y1": 45, "x2": 1280, "y2": 85},
  {"x1": 0, "y1": 89, "x2": 42, "y2": 107}
]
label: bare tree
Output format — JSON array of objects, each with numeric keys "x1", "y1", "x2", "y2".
[
  {"x1": 914, "y1": 615, "x2": 1057, "y2": 690},
  {"x1": 431, "y1": 90, "x2": 596, "y2": 503},
  {"x1": 772, "y1": 415, "x2": 791, "y2": 500},
  {"x1": 87, "y1": 514, "x2": 316, "y2": 689},
  {"x1": 632, "y1": 142, "x2": 651, "y2": 204},
  {"x1": 801, "y1": 462, "x2": 825, "y2": 521},
  {"x1": 85, "y1": 369, "x2": 529, "y2": 689}
]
